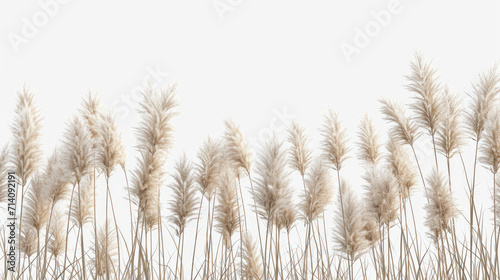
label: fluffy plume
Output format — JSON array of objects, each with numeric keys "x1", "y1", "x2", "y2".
[
  {"x1": 97, "y1": 110, "x2": 127, "y2": 178},
  {"x1": 223, "y1": 118, "x2": 253, "y2": 177},
  {"x1": 19, "y1": 226, "x2": 37, "y2": 257},
  {"x1": 62, "y1": 116, "x2": 93, "y2": 184},
  {"x1": 48, "y1": 210, "x2": 67, "y2": 258},
  {"x1": 79, "y1": 91, "x2": 103, "y2": 148},
  {"x1": 91, "y1": 222, "x2": 119, "y2": 277},
  {"x1": 364, "y1": 167, "x2": 400, "y2": 225},
  {"x1": 215, "y1": 170, "x2": 240, "y2": 246},
  {"x1": 168, "y1": 154, "x2": 198, "y2": 236},
  {"x1": 0, "y1": 145, "x2": 9, "y2": 204},
  {"x1": 362, "y1": 215, "x2": 380, "y2": 248},
  {"x1": 357, "y1": 114, "x2": 382, "y2": 166},
  {"x1": 24, "y1": 176, "x2": 50, "y2": 233},
  {"x1": 276, "y1": 202, "x2": 296, "y2": 233},
  {"x1": 425, "y1": 169, "x2": 458, "y2": 241},
  {"x1": 287, "y1": 120, "x2": 312, "y2": 177},
  {"x1": 321, "y1": 109, "x2": 350, "y2": 170},
  {"x1": 386, "y1": 139, "x2": 418, "y2": 199},
  {"x1": 334, "y1": 180, "x2": 369, "y2": 260},
  {"x1": 240, "y1": 233, "x2": 263, "y2": 280},
  {"x1": 436, "y1": 88, "x2": 465, "y2": 159},
  {"x1": 406, "y1": 53, "x2": 443, "y2": 136},
  {"x1": 465, "y1": 65, "x2": 500, "y2": 141},
  {"x1": 11, "y1": 86, "x2": 43, "y2": 186},
  {"x1": 254, "y1": 135, "x2": 293, "y2": 224},
  {"x1": 71, "y1": 175, "x2": 95, "y2": 227},
  {"x1": 131, "y1": 85, "x2": 178, "y2": 229},
  {"x1": 380, "y1": 98, "x2": 420, "y2": 146},
  {"x1": 43, "y1": 149, "x2": 72, "y2": 206},
  {"x1": 301, "y1": 158, "x2": 334, "y2": 223},
  {"x1": 196, "y1": 137, "x2": 224, "y2": 200},
  {"x1": 480, "y1": 109, "x2": 500, "y2": 174}
]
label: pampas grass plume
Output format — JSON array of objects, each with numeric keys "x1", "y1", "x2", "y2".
[
  {"x1": 168, "y1": 154, "x2": 198, "y2": 235},
  {"x1": 223, "y1": 118, "x2": 253, "y2": 177},
  {"x1": 301, "y1": 158, "x2": 334, "y2": 223},
  {"x1": 11, "y1": 86, "x2": 43, "y2": 185},
  {"x1": 321, "y1": 108, "x2": 350, "y2": 170},
  {"x1": 287, "y1": 120, "x2": 312, "y2": 177}
]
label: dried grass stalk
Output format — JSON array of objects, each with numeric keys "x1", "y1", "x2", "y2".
[
  {"x1": 91, "y1": 222, "x2": 119, "y2": 277},
  {"x1": 0, "y1": 145, "x2": 9, "y2": 204}
]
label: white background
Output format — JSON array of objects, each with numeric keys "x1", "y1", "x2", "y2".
[{"x1": 1, "y1": 0, "x2": 500, "y2": 277}]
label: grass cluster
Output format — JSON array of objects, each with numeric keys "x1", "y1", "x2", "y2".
[{"x1": 1, "y1": 53, "x2": 500, "y2": 279}]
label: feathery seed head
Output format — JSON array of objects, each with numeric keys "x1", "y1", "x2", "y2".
[
  {"x1": 480, "y1": 109, "x2": 500, "y2": 174},
  {"x1": 364, "y1": 167, "x2": 400, "y2": 225},
  {"x1": 223, "y1": 118, "x2": 253, "y2": 177},
  {"x1": 321, "y1": 108, "x2": 350, "y2": 170},
  {"x1": 63, "y1": 116, "x2": 93, "y2": 184},
  {"x1": 386, "y1": 139, "x2": 418, "y2": 199},
  {"x1": 425, "y1": 169, "x2": 458, "y2": 242},
  {"x1": 11, "y1": 86, "x2": 43, "y2": 186},
  {"x1": 380, "y1": 98, "x2": 421, "y2": 146},
  {"x1": 98, "y1": 110, "x2": 127, "y2": 178},
  {"x1": 168, "y1": 154, "x2": 198, "y2": 235},
  {"x1": 240, "y1": 233, "x2": 263, "y2": 280},
  {"x1": 71, "y1": 174, "x2": 95, "y2": 227},
  {"x1": 301, "y1": 158, "x2": 334, "y2": 223},
  {"x1": 334, "y1": 180, "x2": 369, "y2": 260},
  {"x1": 436, "y1": 87, "x2": 465, "y2": 159},
  {"x1": 465, "y1": 65, "x2": 500, "y2": 141},
  {"x1": 406, "y1": 53, "x2": 444, "y2": 135},
  {"x1": 216, "y1": 169, "x2": 240, "y2": 247},
  {"x1": 287, "y1": 120, "x2": 312, "y2": 177},
  {"x1": 196, "y1": 136, "x2": 224, "y2": 200},
  {"x1": 357, "y1": 114, "x2": 382, "y2": 166},
  {"x1": 254, "y1": 134, "x2": 293, "y2": 224}
]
